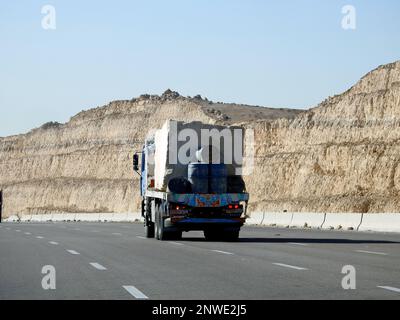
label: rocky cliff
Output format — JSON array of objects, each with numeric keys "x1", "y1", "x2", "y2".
[
  {"x1": 247, "y1": 61, "x2": 400, "y2": 213},
  {"x1": 1, "y1": 61, "x2": 400, "y2": 218}
]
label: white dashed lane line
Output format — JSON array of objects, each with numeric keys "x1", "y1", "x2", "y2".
[
  {"x1": 211, "y1": 250, "x2": 234, "y2": 255},
  {"x1": 90, "y1": 262, "x2": 107, "y2": 271},
  {"x1": 49, "y1": 241, "x2": 59, "y2": 245},
  {"x1": 24, "y1": 232, "x2": 31, "y2": 235},
  {"x1": 168, "y1": 242, "x2": 184, "y2": 246},
  {"x1": 67, "y1": 250, "x2": 80, "y2": 255},
  {"x1": 123, "y1": 285, "x2": 149, "y2": 299},
  {"x1": 377, "y1": 286, "x2": 400, "y2": 294},
  {"x1": 136, "y1": 236, "x2": 146, "y2": 239},
  {"x1": 288, "y1": 242, "x2": 308, "y2": 246},
  {"x1": 272, "y1": 263, "x2": 309, "y2": 271},
  {"x1": 15, "y1": 230, "x2": 21, "y2": 232},
  {"x1": 355, "y1": 250, "x2": 387, "y2": 256},
  {"x1": 36, "y1": 236, "x2": 44, "y2": 239}
]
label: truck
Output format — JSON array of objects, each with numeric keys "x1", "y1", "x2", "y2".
[{"x1": 133, "y1": 120, "x2": 249, "y2": 241}]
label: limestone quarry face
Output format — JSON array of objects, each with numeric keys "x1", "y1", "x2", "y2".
[{"x1": 1, "y1": 62, "x2": 400, "y2": 217}]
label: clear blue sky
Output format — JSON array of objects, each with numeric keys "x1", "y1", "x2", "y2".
[{"x1": 1, "y1": 0, "x2": 399, "y2": 137}]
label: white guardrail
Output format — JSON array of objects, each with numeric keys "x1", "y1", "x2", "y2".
[{"x1": 2, "y1": 212, "x2": 400, "y2": 233}]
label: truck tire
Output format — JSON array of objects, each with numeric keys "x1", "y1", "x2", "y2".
[
  {"x1": 155, "y1": 204, "x2": 168, "y2": 241},
  {"x1": 145, "y1": 222, "x2": 155, "y2": 238}
]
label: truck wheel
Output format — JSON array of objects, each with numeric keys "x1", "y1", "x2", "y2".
[
  {"x1": 145, "y1": 222, "x2": 155, "y2": 238},
  {"x1": 155, "y1": 204, "x2": 168, "y2": 241}
]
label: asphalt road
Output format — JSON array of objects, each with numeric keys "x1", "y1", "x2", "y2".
[{"x1": 0, "y1": 221, "x2": 400, "y2": 300}]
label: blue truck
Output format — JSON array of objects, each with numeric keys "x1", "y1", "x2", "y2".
[{"x1": 133, "y1": 121, "x2": 249, "y2": 241}]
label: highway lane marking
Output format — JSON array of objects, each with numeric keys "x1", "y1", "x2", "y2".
[
  {"x1": 49, "y1": 241, "x2": 59, "y2": 245},
  {"x1": 377, "y1": 286, "x2": 400, "y2": 294},
  {"x1": 36, "y1": 236, "x2": 44, "y2": 239},
  {"x1": 273, "y1": 263, "x2": 308, "y2": 271},
  {"x1": 288, "y1": 242, "x2": 308, "y2": 246},
  {"x1": 15, "y1": 230, "x2": 21, "y2": 232},
  {"x1": 355, "y1": 250, "x2": 387, "y2": 256},
  {"x1": 91, "y1": 230, "x2": 100, "y2": 233},
  {"x1": 211, "y1": 250, "x2": 234, "y2": 255},
  {"x1": 136, "y1": 236, "x2": 146, "y2": 239},
  {"x1": 67, "y1": 250, "x2": 80, "y2": 255},
  {"x1": 90, "y1": 262, "x2": 107, "y2": 271},
  {"x1": 168, "y1": 241, "x2": 184, "y2": 246},
  {"x1": 24, "y1": 232, "x2": 32, "y2": 235},
  {"x1": 123, "y1": 286, "x2": 149, "y2": 299}
]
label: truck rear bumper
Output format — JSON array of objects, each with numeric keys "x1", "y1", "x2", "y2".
[{"x1": 164, "y1": 217, "x2": 244, "y2": 231}]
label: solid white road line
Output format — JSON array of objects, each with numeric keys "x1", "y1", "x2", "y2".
[
  {"x1": 288, "y1": 242, "x2": 308, "y2": 246},
  {"x1": 123, "y1": 286, "x2": 149, "y2": 299},
  {"x1": 355, "y1": 250, "x2": 387, "y2": 256},
  {"x1": 211, "y1": 250, "x2": 234, "y2": 255},
  {"x1": 24, "y1": 232, "x2": 31, "y2": 235},
  {"x1": 49, "y1": 241, "x2": 59, "y2": 245},
  {"x1": 90, "y1": 262, "x2": 107, "y2": 271},
  {"x1": 273, "y1": 263, "x2": 308, "y2": 270},
  {"x1": 36, "y1": 236, "x2": 44, "y2": 239},
  {"x1": 169, "y1": 242, "x2": 184, "y2": 246},
  {"x1": 67, "y1": 250, "x2": 80, "y2": 255},
  {"x1": 136, "y1": 236, "x2": 146, "y2": 239},
  {"x1": 377, "y1": 286, "x2": 400, "y2": 293}
]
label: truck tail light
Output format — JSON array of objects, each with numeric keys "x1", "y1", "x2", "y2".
[{"x1": 228, "y1": 204, "x2": 240, "y2": 209}]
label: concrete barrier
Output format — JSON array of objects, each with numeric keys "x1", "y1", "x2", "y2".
[
  {"x1": 99, "y1": 213, "x2": 114, "y2": 222},
  {"x1": 51, "y1": 214, "x2": 65, "y2": 222},
  {"x1": 20, "y1": 215, "x2": 32, "y2": 222},
  {"x1": 274, "y1": 212, "x2": 294, "y2": 227},
  {"x1": 358, "y1": 213, "x2": 400, "y2": 233},
  {"x1": 290, "y1": 212, "x2": 326, "y2": 228},
  {"x1": 4, "y1": 215, "x2": 19, "y2": 222},
  {"x1": 245, "y1": 212, "x2": 264, "y2": 225},
  {"x1": 261, "y1": 212, "x2": 277, "y2": 226},
  {"x1": 75, "y1": 213, "x2": 101, "y2": 222},
  {"x1": 322, "y1": 213, "x2": 362, "y2": 230}
]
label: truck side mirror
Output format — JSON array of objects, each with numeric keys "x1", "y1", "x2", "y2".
[{"x1": 133, "y1": 153, "x2": 139, "y2": 172}]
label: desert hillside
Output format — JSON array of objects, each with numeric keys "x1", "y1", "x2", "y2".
[
  {"x1": 1, "y1": 61, "x2": 400, "y2": 217},
  {"x1": 0, "y1": 90, "x2": 300, "y2": 217}
]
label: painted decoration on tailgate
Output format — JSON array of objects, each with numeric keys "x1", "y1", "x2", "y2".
[{"x1": 168, "y1": 193, "x2": 249, "y2": 207}]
